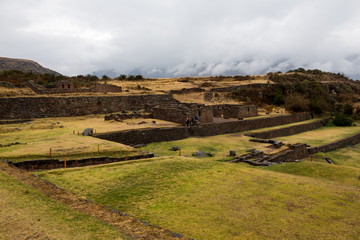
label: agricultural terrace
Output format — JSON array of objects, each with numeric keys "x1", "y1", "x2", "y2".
[
  {"x1": 0, "y1": 115, "x2": 177, "y2": 162},
  {"x1": 37, "y1": 156, "x2": 360, "y2": 240},
  {"x1": 274, "y1": 124, "x2": 360, "y2": 147},
  {"x1": 37, "y1": 122, "x2": 360, "y2": 240},
  {"x1": 0, "y1": 169, "x2": 127, "y2": 240}
]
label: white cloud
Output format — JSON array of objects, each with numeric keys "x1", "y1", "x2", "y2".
[{"x1": 1, "y1": 0, "x2": 360, "y2": 79}]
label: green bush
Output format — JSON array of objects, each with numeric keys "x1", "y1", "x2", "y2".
[
  {"x1": 285, "y1": 94, "x2": 310, "y2": 112},
  {"x1": 343, "y1": 103, "x2": 354, "y2": 116},
  {"x1": 117, "y1": 74, "x2": 127, "y2": 80},
  {"x1": 273, "y1": 94, "x2": 285, "y2": 105},
  {"x1": 333, "y1": 114, "x2": 353, "y2": 126}
]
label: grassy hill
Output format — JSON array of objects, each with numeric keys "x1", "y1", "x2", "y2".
[
  {"x1": 0, "y1": 169, "x2": 127, "y2": 240},
  {"x1": 37, "y1": 156, "x2": 360, "y2": 240},
  {"x1": 0, "y1": 57, "x2": 60, "y2": 75},
  {"x1": 35, "y1": 123, "x2": 360, "y2": 239}
]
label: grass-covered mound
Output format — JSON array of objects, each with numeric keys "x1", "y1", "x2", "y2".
[
  {"x1": 0, "y1": 170, "x2": 126, "y2": 240},
  {"x1": 38, "y1": 157, "x2": 360, "y2": 240}
]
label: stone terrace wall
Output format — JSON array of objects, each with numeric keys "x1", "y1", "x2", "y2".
[
  {"x1": 11, "y1": 153, "x2": 155, "y2": 170},
  {"x1": 210, "y1": 83, "x2": 273, "y2": 92},
  {"x1": 95, "y1": 113, "x2": 311, "y2": 146},
  {"x1": 152, "y1": 104, "x2": 213, "y2": 125},
  {"x1": 269, "y1": 144, "x2": 309, "y2": 163},
  {"x1": 0, "y1": 95, "x2": 176, "y2": 119},
  {"x1": 246, "y1": 119, "x2": 329, "y2": 139},
  {"x1": 170, "y1": 88, "x2": 205, "y2": 94},
  {"x1": 212, "y1": 104, "x2": 258, "y2": 119},
  {"x1": 93, "y1": 83, "x2": 123, "y2": 93},
  {"x1": 308, "y1": 132, "x2": 360, "y2": 154},
  {"x1": 27, "y1": 81, "x2": 122, "y2": 94}
]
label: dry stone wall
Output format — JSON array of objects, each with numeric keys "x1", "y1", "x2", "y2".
[
  {"x1": 308, "y1": 132, "x2": 360, "y2": 154},
  {"x1": 11, "y1": 153, "x2": 155, "y2": 170},
  {"x1": 94, "y1": 113, "x2": 311, "y2": 146},
  {"x1": 210, "y1": 83, "x2": 273, "y2": 92},
  {"x1": 27, "y1": 81, "x2": 122, "y2": 94},
  {"x1": 0, "y1": 94, "x2": 176, "y2": 119},
  {"x1": 212, "y1": 104, "x2": 258, "y2": 119},
  {"x1": 245, "y1": 119, "x2": 329, "y2": 139},
  {"x1": 268, "y1": 144, "x2": 309, "y2": 163}
]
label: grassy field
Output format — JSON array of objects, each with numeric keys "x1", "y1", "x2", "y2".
[
  {"x1": 139, "y1": 133, "x2": 283, "y2": 160},
  {"x1": 37, "y1": 157, "x2": 360, "y2": 240},
  {"x1": 275, "y1": 125, "x2": 360, "y2": 147},
  {"x1": 304, "y1": 144, "x2": 360, "y2": 168},
  {"x1": 0, "y1": 170, "x2": 127, "y2": 240},
  {"x1": 265, "y1": 161, "x2": 360, "y2": 187},
  {"x1": 0, "y1": 115, "x2": 177, "y2": 162},
  {"x1": 246, "y1": 118, "x2": 323, "y2": 133}
]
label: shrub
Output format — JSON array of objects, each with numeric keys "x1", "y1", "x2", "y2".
[
  {"x1": 285, "y1": 94, "x2": 310, "y2": 112},
  {"x1": 343, "y1": 103, "x2": 354, "y2": 115},
  {"x1": 333, "y1": 114, "x2": 353, "y2": 126},
  {"x1": 117, "y1": 74, "x2": 127, "y2": 80},
  {"x1": 273, "y1": 94, "x2": 285, "y2": 106},
  {"x1": 127, "y1": 75, "x2": 135, "y2": 80}
]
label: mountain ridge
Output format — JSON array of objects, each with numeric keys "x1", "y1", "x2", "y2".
[{"x1": 0, "y1": 57, "x2": 61, "y2": 75}]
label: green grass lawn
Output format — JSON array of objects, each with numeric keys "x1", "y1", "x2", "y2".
[
  {"x1": 37, "y1": 157, "x2": 360, "y2": 240},
  {"x1": 303, "y1": 143, "x2": 360, "y2": 168},
  {"x1": 274, "y1": 125, "x2": 360, "y2": 147},
  {"x1": 265, "y1": 161, "x2": 360, "y2": 187},
  {"x1": 0, "y1": 170, "x2": 126, "y2": 240},
  {"x1": 246, "y1": 118, "x2": 323, "y2": 133},
  {"x1": 139, "y1": 133, "x2": 282, "y2": 160}
]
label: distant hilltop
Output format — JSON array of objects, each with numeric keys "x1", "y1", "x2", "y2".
[{"x1": 0, "y1": 57, "x2": 61, "y2": 75}]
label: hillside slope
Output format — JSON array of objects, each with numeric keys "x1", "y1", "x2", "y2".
[{"x1": 0, "y1": 57, "x2": 61, "y2": 75}]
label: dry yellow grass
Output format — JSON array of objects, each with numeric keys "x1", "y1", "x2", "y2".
[
  {"x1": 108, "y1": 76, "x2": 272, "y2": 93},
  {"x1": 0, "y1": 75, "x2": 273, "y2": 98},
  {"x1": 0, "y1": 86, "x2": 35, "y2": 97}
]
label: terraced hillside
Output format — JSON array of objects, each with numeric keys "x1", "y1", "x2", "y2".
[{"x1": 35, "y1": 121, "x2": 360, "y2": 240}]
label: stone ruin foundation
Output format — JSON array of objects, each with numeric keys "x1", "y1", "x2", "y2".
[
  {"x1": 152, "y1": 103, "x2": 213, "y2": 125},
  {"x1": 212, "y1": 104, "x2": 258, "y2": 119}
]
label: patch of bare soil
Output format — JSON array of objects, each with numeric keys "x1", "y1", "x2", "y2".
[{"x1": 0, "y1": 162, "x2": 191, "y2": 240}]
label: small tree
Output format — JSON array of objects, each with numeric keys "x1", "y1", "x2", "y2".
[
  {"x1": 285, "y1": 94, "x2": 310, "y2": 112},
  {"x1": 343, "y1": 103, "x2": 354, "y2": 116},
  {"x1": 117, "y1": 74, "x2": 127, "y2": 80},
  {"x1": 127, "y1": 75, "x2": 135, "y2": 80},
  {"x1": 135, "y1": 74, "x2": 143, "y2": 80},
  {"x1": 273, "y1": 94, "x2": 285, "y2": 106},
  {"x1": 102, "y1": 75, "x2": 110, "y2": 80}
]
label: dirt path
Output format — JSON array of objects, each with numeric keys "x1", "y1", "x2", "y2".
[{"x1": 0, "y1": 162, "x2": 192, "y2": 240}]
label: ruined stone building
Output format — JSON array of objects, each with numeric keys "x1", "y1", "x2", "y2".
[
  {"x1": 212, "y1": 104, "x2": 258, "y2": 119},
  {"x1": 152, "y1": 103, "x2": 258, "y2": 125},
  {"x1": 56, "y1": 80, "x2": 74, "y2": 90},
  {"x1": 152, "y1": 103, "x2": 213, "y2": 125}
]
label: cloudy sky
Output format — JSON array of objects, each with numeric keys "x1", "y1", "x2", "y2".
[{"x1": 1, "y1": 0, "x2": 360, "y2": 79}]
